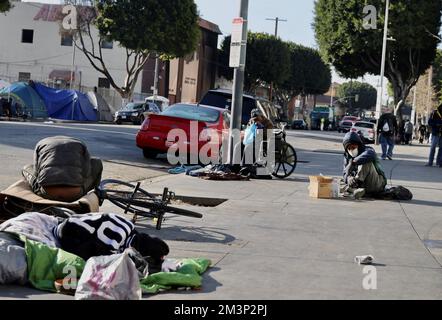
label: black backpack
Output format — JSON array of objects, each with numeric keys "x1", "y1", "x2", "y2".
[{"x1": 381, "y1": 186, "x2": 413, "y2": 201}]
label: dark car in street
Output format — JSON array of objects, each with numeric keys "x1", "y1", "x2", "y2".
[
  {"x1": 199, "y1": 89, "x2": 281, "y2": 126},
  {"x1": 114, "y1": 102, "x2": 160, "y2": 125},
  {"x1": 291, "y1": 119, "x2": 308, "y2": 130}
]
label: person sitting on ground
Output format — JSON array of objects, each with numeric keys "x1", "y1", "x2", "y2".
[
  {"x1": 55, "y1": 212, "x2": 169, "y2": 272},
  {"x1": 342, "y1": 132, "x2": 387, "y2": 199}
]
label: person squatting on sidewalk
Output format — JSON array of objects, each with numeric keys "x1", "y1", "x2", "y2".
[
  {"x1": 342, "y1": 132, "x2": 387, "y2": 199},
  {"x1": 377, "y1": 108, "x2": 398, "y2": 160},
  {"x1": 426, "y1": 104, "x2": 442, "y2": 167}
]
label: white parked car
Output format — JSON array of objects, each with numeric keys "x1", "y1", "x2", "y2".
[{"x1": 351, "y1": 121, "x2": 375, "y2": 143}]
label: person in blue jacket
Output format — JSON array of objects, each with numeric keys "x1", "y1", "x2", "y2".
[{"x1": 343, "y1": 132, "x2": 387, "y2": 199}]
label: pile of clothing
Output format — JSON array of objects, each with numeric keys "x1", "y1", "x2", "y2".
[
  {"x1": 0, "y1": 212, "x2": 212, "y2": 299},
  {"x1": 187, "y1": 164, "x2": 250, "y2": 181}
]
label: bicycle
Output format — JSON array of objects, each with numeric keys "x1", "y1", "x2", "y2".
[{"x1": 95, "y1": 179, "x2": 203, "y2": 230}]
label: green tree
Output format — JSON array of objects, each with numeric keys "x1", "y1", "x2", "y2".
[
  {"x1": 314, "y1": 0, "x2": 442, "y2": 118},
  {"x1": 0, "y1": 0, "x2": 11, "y2": 13},
  {"x1": 75, "y1": 0, "x2": 199, "y2": 100},
  {"x1": 337, "y1": 81, "x2": 377, "y2": 115},
  {"x1": 218, "y1": 32, "x2": 291, "y2": 91},
  {"x1": 282, "y1": 43, "x2": 331, "y2": 97}
]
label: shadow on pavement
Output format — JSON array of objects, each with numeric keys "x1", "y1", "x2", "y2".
[
  {"x1": 144, "y1": 226, "x2": 237, "y2": 245},
  {"x1": 404, "y1": 199, "x2": 442, "y2": 208}
]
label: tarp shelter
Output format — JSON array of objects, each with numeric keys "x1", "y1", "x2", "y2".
[
  {"x1": 87, "y1": 91, "x2": 114, "y2": 122},
  {"x1": 31, "y1": 82, "x2": 98, "y2": 121},
  {"x1": 0, "y1": 80, "x2": 11, "y2": 90},
  {"x1": 0, "y1": 82, "x2": 48, "y2": 118}
]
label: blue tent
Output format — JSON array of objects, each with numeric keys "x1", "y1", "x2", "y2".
[
  {"x1": 31, "y1": 82, "x2": 98, "y2": 121},
  {"x1": 0, "y1": 82, "x2": 48, "y2": 118}
]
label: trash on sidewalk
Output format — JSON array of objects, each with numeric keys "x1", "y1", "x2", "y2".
[
  {"x1": 308, "y1": 175, "x2": 338, "y2": 199},
  {"x1": 140, "y1": 258, "x2": 211, "y2": 294},
  {"x1": 75, "y1": 249, "x2": 142, "y2": 300},
  {"x1": 185, "y1": 164, "x2": 250, "y2": 181},
  {"x1": 168, "y1": 164, "x2": 202, "y2": 174},
  {"x1": 354, "y1": 255, "x2": 374, "y2": 265}
]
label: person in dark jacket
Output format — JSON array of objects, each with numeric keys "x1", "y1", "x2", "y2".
[
  {"x1": 377, "y1": 109, "x2": 398, "y2": 160},
  {"x1": 343, "y1": 132, "x2": 387, "y2": 199},
  {"x1": 426, "y1": 104, "x2": 442, "y2": 167},
  {"x1": 22, "y1": 136, "x2": 103, "y2": 202}
]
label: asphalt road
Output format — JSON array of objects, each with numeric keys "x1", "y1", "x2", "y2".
[{"x1": 0, "y1": 121, "x2": 170, "y2": 190}]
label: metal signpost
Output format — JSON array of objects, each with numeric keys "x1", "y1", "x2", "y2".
[{"x1": 227, "y1": 0, "x2": 249, "y2": 165}]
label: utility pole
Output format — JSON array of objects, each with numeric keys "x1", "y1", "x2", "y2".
[
  {"x1": 266, "y1": 17, "x2": 287, "y2": 102},
  {"x1": 266, "y1": 17, "x2": 287, "y2": 39},
  {"x1": 375, "y1": 0, "x2": 390, "y2": 119},
  {"x1": 228, "y1": 0, "x2": 249, "y2": 165}
]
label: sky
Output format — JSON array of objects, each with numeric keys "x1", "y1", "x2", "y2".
[
  {"x1": 194, "y1": 0, "x2": 383, "y2": 94},
  {"x1": 195, "y1": 0, "x2": 317, "y2": 48},
  {"x1": 23, "y1": 0, "x2": 385, "y2": 96}
]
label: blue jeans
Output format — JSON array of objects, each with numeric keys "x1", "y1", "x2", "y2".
[
  {"x1": 380, "y1": 134, "x2": 395, "y2": 159},
  {"x1": 428, "y1": 135, "x2": 442, "y2": 166}
]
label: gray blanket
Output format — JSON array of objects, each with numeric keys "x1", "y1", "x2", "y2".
[
  {"x1": 0, "y1": 212, "x2": 60, "y2": 247},
  {"x1": 0, "y1": 212, "x2": 61, "y2": 285},
  {"x1": 0, "y1": 232, "x2": 27, "y2": 285}
]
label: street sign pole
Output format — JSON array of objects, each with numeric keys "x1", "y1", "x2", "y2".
[
  {"x1": 375, "y1": 0, "x2": 390, "y2": 144},
  {"x1": 227, "y1": 0, "x2": 249, "y2": 165}
]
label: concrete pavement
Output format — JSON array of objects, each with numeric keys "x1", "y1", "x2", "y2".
[{"x1": 1, "y1": 128, "x2": 442, "y2": 299}]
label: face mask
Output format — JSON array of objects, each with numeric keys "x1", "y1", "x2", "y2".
[{"x1": 349, "y1": 148, "x2": 359, "y2": 158}]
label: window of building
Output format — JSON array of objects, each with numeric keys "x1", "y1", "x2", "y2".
[
  {"x1": 18, "y1": 72, "x2": 31, "y2": 82},
  {"x1": 100, "y1": 40, "x2": 113, "y2": 49},
  {"x1": 98, "y1": 77, "x2": 110, "y2": 89},
  {"x1": 61, "y1": 33, "x2": 73, "y2": 46},
  {"x1": 21, "y1": 29, "x2": 34, "y2": 43}
]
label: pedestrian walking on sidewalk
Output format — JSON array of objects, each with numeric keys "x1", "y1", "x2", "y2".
[
  {"x1": 377, "y1": 107, "x2": 398, "y2": 160},
  {"x1": 418, "y1": 122, "x2": 427, "y2": 144},
  {"x1": 426, "y1": 104, "x2": 442, "y2": 167},
  {"x1": 404, "y1": 120, "x2": 414, "y2": 145}
]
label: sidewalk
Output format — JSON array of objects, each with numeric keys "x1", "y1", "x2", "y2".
[
  {"x1": 130, "y1": 158, "x2": 442, "y2": 299},
  {"x1": 1, "y1": 135, "x2": 441, "y2": 299}
]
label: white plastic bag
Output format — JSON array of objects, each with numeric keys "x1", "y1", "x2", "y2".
[{"x1": 75, "y1": 249, "x2": 142, "y2": 300}]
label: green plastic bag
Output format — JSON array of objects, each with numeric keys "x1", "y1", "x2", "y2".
[
  {"x1": 25, "y1": 238, "x2": 85, "y2": 292},
  {"x1": 140, "y1": 258, "x2": 211, "y2": 294}
]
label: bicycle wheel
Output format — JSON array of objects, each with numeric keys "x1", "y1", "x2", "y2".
[{"x1": 272, "y1": 142, "x2": 297, "y2": 179}]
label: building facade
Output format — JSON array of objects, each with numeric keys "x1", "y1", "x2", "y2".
[{"x1": 0, "y1": 1, "x2": 142, "y2": 95}]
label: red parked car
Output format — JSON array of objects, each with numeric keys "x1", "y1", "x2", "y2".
[{"x1": 136, "y1": 103, "x2": 230, "y2": 160}]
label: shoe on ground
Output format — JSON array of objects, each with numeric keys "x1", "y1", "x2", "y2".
[
  {"x1": 425, "y1": 163, "x2": 433, "y2": 167},
  {"x1": 386, "y1": 155, "x2": 393, "y2": 160},
  {"x1": 353, "y1": 188, "x2": 366, "y2": 200}
]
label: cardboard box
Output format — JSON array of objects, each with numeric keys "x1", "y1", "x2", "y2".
[{"x1": 309, "y1": 176, "x2": 334, "y2": 199}]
